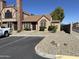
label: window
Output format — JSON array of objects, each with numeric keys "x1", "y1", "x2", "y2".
[
  {"x1": 24, "y1": 23, "x2": 31, "y2": 30},
  {"x1": 40, "y1": 19, "x2": 46, "y2": 27},
  {"x1": 26, "y1": 23, "x2": 31, "y2": 29},
  {"x1": 8, "y1": 22, "x2": 12, "y2": 28},
  {"x1": 5, "y1": 10, "x2": 12, "y2": 18}
]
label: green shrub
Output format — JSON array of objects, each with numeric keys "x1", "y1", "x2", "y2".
[
  {"x1": 39, "y1": 26, "x2": 46, "y2": 31},
  {"x1": 48, "y1": 25, "x2": 57, "y2": 33},
  {"x1": 24, "y1": 27, "x2": 31, "y2": 31}
]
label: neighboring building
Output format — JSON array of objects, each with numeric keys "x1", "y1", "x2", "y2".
[
  {"x1": 73, "y1": 22, "x2": 79, "y2": 30},
  {"x1": 0, "y1": 0, "x2": 61, "y2": 32}
]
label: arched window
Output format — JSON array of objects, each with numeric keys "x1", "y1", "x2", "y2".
[
  {"x1": 40, "y1": 19, "x2": 46, "y2": 27},
  {"x1": 5, "y1": 10, "x2": 12, "y2": 18}
]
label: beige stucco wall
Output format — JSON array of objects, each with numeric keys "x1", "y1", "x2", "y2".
[
  {"x1": 52, "y1": 22, "x2": 60, "y2": 32},
  {"x1": 22, "y1": 22, "x2": 25, "y2": 30},
  {"x1": 37, "y1": 16, "x2": 51, "y2": 31},
  {"x1": 2, "y1": 22, "x2": 8, "y2": 27}
]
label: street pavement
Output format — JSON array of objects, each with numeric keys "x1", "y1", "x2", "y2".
[{"x1": 0, "y1": 36, "x2": 47, "y2": 59}]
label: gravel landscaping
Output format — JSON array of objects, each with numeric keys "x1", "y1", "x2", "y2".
[{"x1": 36, "y1": 31, "x2": 79, "y2": 58}]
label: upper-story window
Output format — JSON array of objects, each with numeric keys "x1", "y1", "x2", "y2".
[
  {"x1": 5, "y1": 10, "x2": 12, "y2": 19},
  {"x1": 40, "y1": 19, "x2": 46, "y2": 27}
]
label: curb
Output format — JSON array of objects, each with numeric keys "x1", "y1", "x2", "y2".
[
  {"x1": 10, "y1": 35, "x2": 47, "y2": 37},
  {"x1": 10, "y1": 34, "x2": 49, "y2": 37},
  {"x1": 35, "y1": 45, "x2": 58, "y2": 59}
]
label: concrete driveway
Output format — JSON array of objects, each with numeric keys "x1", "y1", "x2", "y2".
[{"x1": 0, "y1": 36, "x2": 47, "y2": 59}]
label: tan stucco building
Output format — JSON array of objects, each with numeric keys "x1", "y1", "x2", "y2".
[{"x1": 0, "y1": 0, "x2": 61, "y2": 32}]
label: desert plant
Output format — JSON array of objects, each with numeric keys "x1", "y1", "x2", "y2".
[
  {"x1": 48, "y1": 25, "x2": 57, "y2": 33},
  {"x1": 39, "y1": 26, "x2": 46, "y2": 31},
  {"x1": 24, "y1": 27, "x2": 31, "y2": 31}
]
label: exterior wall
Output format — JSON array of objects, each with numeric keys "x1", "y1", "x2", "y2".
[
  {"x1": 0, "y1": 19, "x2": 16, "y2": 22},
  {"x1": 36, "y1": 24, "x2": 38, "y2": 31},
  {"x1": 74, "y1": 23, "x2": 79, "y2": 28},
  {"x1": 73, "y1": 23, "x2": 79, "y2": 30},
  {"x1": 2, "y1": 22, "x2": 8, "y2": 27},
  {"x1": 52, "y1": 22, "x2": 60, "y2": 32},
  {"x1": 37, "y1": 16, "x2": 51, "y2": 31}
]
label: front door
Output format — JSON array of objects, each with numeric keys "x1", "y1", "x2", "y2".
[
  {"x1": 32, "y1": 22, "x2": 36, "y2": 30},
  {"x1": 32, "y1": 24, "x2": 36, "y2": 30},
  {"x1": 14, "y1": 22, "x2": 17, "y2": 30},
  {"x1": 8, "y1": 22, "x2": 12, "y2": 28}
]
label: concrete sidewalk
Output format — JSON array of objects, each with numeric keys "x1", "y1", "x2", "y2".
[
  {"x1": 11, "y1": 31, "x2": 52, "y2": 37},
  {"x1": 35, "y1": 31, "x2": 79, "y2": 59}
]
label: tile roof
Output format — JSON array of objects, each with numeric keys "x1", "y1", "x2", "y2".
[{"x1": 23, "y1": 15, "x2": 52, "y2": 22}]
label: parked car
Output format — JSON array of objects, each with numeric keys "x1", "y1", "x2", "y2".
[{"x1": 0, "y1": 26, "x2": 12, "y2": 37}]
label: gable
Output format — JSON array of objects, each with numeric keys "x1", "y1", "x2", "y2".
[
  {"x1": 1, "y1": 7, "x2": 16, "y2": 18},
  {"x1": 37, "y1": 15, "x2": 52, "y2": 22}
]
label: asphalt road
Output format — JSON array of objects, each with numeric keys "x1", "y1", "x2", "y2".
[{"x1": 0, "y1": 36, "x2": 47, "y2": 59}]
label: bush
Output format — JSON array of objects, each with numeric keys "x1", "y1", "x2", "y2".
[
  {"x1": 48, "y1": 25, "x2": 57, "y2": 33},
  {"x1": 24, "y1": 27, "x2": 31, "y2": 31},
  {"x1": 39, "y1": 26, "x2": 46, "y2": 31}
]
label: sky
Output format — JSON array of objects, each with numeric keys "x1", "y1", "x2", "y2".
[{"x1": 6, "y1": 0, "x2": 79, "y2": 24}]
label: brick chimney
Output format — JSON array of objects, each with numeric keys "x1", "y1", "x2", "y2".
[{"x1": 16, "y1": 0, "x2": 23, "y2": 32}]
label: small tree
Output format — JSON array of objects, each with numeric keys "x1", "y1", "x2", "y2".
[{"x1": 51, "y1": 7, "x2": 65, "y2": 22}]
